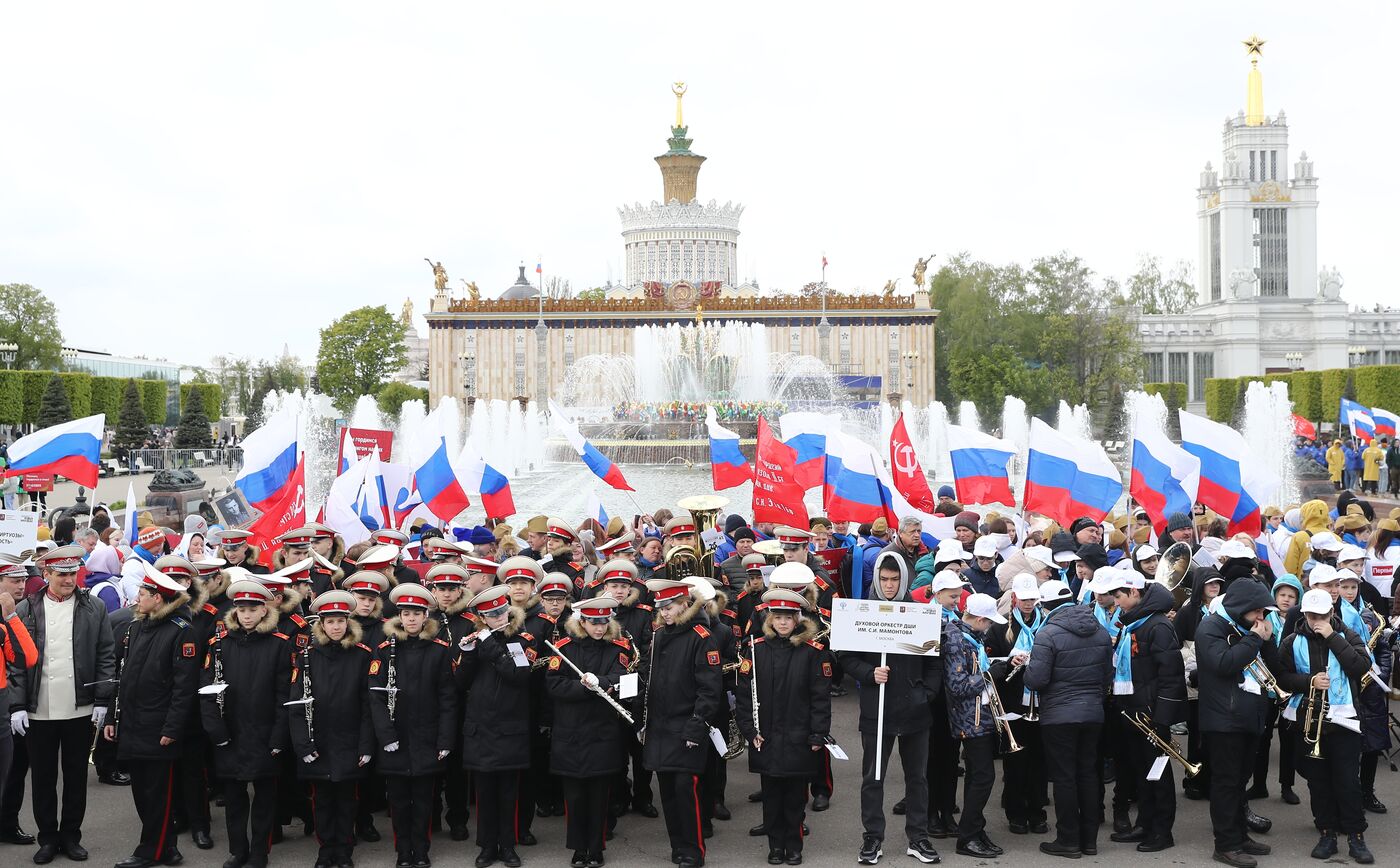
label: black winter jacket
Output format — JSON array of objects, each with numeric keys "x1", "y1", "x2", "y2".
[
  {"x1": 1024, "y1": 603, "x2": 1113, "y2": 726},
  {"x1": 545, "y1": 619, "x2": 633, "y2": 778},
  {"x1": 1276, "y1": 615, "x2": 1371, "y2": 738},
  {"x1": 640, "y1": 598, "x2": 723, "y2": 774},
  {"x1": 109, "y1": 593, "x2": 199, "y2": 761},
  {"x1": 1193, "y1": 581, "x2": 1281, "y2": 734},
  {"x1": 1110, "y1": 583, "x2": 1187, "y2": 725},
  {"x1": 289, "y1": 620, "x2": 376, "y2": 782},
  {"x1": 735, "y1": 616, "x2": 831, "y2": 778},
  {"x1": 200, "y1": 607, "x2": 293, "y2": 779},
  {"x1": 370, "y1": 617, "x2": 458, "y2": 777},
  {"x1": 12, "y1": 587, "x2": 116, "y2": 713},
  {"x1": 457, "y1": 607, "x2": 533, "y2": 772}
]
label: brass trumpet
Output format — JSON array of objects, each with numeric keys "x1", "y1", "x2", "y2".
[
  {"x1": 1245, "y1": 657, "x2": 1292, "y2": 702},
  {"x1": 981, "y1": 672, "x2": 1023, "y2": 754},
  {"x1": 1303, "y1": 684, "x2": 1328, "y2": 759},
  {"x1": 1121, "y1": 710, "x2": 1202, "y2": 777}
]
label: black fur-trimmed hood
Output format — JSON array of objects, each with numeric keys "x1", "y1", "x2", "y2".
[{"x1": 134, "y1": 591, "x2": 192, "y2": 623}]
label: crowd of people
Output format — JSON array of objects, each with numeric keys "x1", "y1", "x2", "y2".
[
  {"x1": 608, "y1": 402, "x2": 787, "y2": 423},
  {"x1": 1295, "y1": 435, "x2": 1398, "y2": 496},
  {"x1": 0, "y1": 482, "x2": 1397, "y2": 868}
]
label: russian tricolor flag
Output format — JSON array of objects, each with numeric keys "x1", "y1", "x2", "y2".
[
  {"x1": 414, "y1": 437, "x2": 473, "y2": 522},
  {"x1": 780, "y1": 411, "x2": 838, "y2": 490},
  {"x1": 1374, "y1": 406, "x2": 1398, "y2": 440},
  {"x1": 706, "y1": 406, "x2": 752, "y2": 490},
  {"x1": 1023, "y1": 418, "x2": 1122, "y2": 526},
  {"x1": 584, "y1": 492, "x2": 608, "y2": 528},
  {"x1": 1129, "y1": 411, "x2": 1201, "y2": 534},
  {"x1": 2, "y1": 414, "x2": 104, "y2": 489},
  {"x1": 455, "y1": 444, "x2": 515, "y2": 520},
  {"x1": 946, "y1": 424, "x2": 1015, "y2": 507},
  {"x1": 236, "y1": 407, "x2": 299, "y2": 509},
  {"x1": 824, "y1": 431, "x2": 899, "y2": 525},
  {"x1": 1180, "y1": 410, "x2": 1280, "y2": 537},
  {"x1": 1341, "y1": 398, "x2": 1375, "y2": 444},
  {"x1": 549, "y1": 399, "x2": 633, "y2": 491}
]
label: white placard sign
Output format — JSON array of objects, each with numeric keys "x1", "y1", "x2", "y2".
[
  {"x1": 0, "y1": 509, "x2": 40, "y2": 557},
  {"x1": 827, "y1": 597, "x2": 942, "y2": 656}
]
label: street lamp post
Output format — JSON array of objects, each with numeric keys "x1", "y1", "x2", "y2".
[
  {"x1": 458, "y1": 349, "x2": 475, "y2": 411},
  {"x1": 902, "y1": 350, "x2": 920, "y2": 397},
  {"x1": 1347, "y1": 345, "x2": 1367, "y2": 368},
  {"x1": 1284, "y1": 352, "x2": 1304, "y2": 372},
  {"x1": 60, "y1": 348, "x2": 78, "y2": 370},
  {"x1": 0, "y1": 342, "x2": 16, "y2": 369}
]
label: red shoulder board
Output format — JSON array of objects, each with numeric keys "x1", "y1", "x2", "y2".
[
  {"x1": 819, "y1": 607, "x2": 831, "y2": 619},
  {"x1": 540, "y1": 613, "x2": 557, "y2": 624},
  {"x1": 735, "y1": 589, "x2": 749, "y2": 601},
  {"x1": 806, "y1": 639, "x2": 826, "y2": 651},
  {"x1": 555, "y1": 636, "x2": 573, "y2": 648},
  {"x1": 521, "y1": 631, "x2": 536, "y2": 642},
  {"x1": 637, "y1": 603, "x2": 653, "y2": 612},
  {"x1": 822, "y1": 660, "x2": 833, "y2": 678},
  {"x1": 182, "y1": 642, "x2": 196, "y2": 658},
  {"x1": 706, "y1": 650, "x2": 720, "y2": 666},
  {"x1": 377, "y1": 640, "x2": 391, "y2": 649},
  {"x1": 610, "y1": 638, "x2": 629, "y2": 650},
  {"x1": 569, "y1": 561, "x2": 583, "y2": 569},
  {"x1": 722, "y1": 608, "x2": 738, "y2": 619},
  {"x1": 754, "y1": 602, "x2": 769, "y2": 613},
  {"x1": 355, "y1": 643, "x2": 373, "y2": 653},
  {"x1": 692, "y1": 624, "x2": 710, "y2": 639},
  {"x1": 202, "y1": 603, "x2": 218, "y2": 615},
  {"x1": 433, "y1": 638, "x2": 451, "y2": 648},
  {"x1": 290, "y1": 614, "x2": 308, "y2": 627},
  {"x1": 273, "y1": 631, "x2": 289, "y2": 641},
  {"x1": 815, "y1": 576, "x2": 830, "y2": 591},
  {"x1": 753, "y1": 637, "x2": 766, "y2": 645}
]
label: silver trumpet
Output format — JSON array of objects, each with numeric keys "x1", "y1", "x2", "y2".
[{"x1": 1245, "y1": 657, "x2": 1291, "y2": 702}]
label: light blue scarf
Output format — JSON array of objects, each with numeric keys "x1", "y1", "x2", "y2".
[
  {"x1": 1284, "y1": 629, "x2": 1355, "y2": 721},
  {"x1": 1112, "y1": 615, "x2": 1151, "y2": 695},
  {"x1": 962, "y1": 623, "x2": 991, "y2": 673},
  {"x1": 1012, "y1": 608, "x2": 1045, "y2": 655},
  {"x1": 1339, "y1": 597, "x2": 1370, "y2": 643},
  {"x1": 1094, "y1": 603, "x2": 1121, "y2": 640}
]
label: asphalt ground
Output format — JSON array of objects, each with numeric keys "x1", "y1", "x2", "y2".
[{"x1": 13, "y1": 690, "x2": 1400, "y2": 868}]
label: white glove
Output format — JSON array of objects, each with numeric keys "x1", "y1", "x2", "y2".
[
  {"x1": 581, "y1": 672, "x2": 599, "y2": 690},
  {"x1": 459, "y1": 636, "x2": 476, "y2": 651},
  {"x1": 384, "y1": 741, "x2": 400, "y2": 752},
  {"x1": 358, "y1": 755, "x2": 371, "y2": 766},
  {"x1": 92, "y1": 707, "x2": 107, "y2": 727},
  {"x1": 437, "y1": 749, "x2": 449, "y2": 760},
  {"x1": 270, "y1": 748, "x2": 281, "y2": 756},
  {"x1": 10, "y1": 711, "x2": 28, "y2": 736},
  {"x1": 302, "y1": 752, "x2": 319, "y2": 763}
]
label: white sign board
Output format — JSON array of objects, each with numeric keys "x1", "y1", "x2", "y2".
[
  {"x1": 828, "y1": 597, "x2": 942, "y2": 657},
  {"x1": 0, "y1": 509, "x2": 41, "y2": 558}
]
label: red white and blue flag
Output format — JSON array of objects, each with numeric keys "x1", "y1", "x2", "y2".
[
  {"x1": 2, "y1": 414, "x2": 104, "y2": 489},
  {"x1": 824, "y1": 431, "x2": 898, "y2": 526},
  {"x1": 946, "y1": 424, "x2": 1015, "y2": 507},
  {"x1": 1373, "y1": 406, "x2": 1398, "y2": 440},
  {"x1": 1023, "y1": 418, "x2": 1122, "y2": 526},
  {"x1": 1180, "y1": 410, "x2": 1279, "y2": 537},
  {"x1": 780, "y1": 411, "x2": 838, "y2": 491},
  {"x1": 706, "y1": 406, "x2": 752, "y2": 490},
  {"x1": 235, "y1": 407, "x2": 299, "y2": 509},
  {"x1": 1340, "y1": 398, "x2": 1375, "y2": 444},
  {"x1": 550, "y1": 400, "x2": 633, "y2": 491},
  {"x1": 414, "y1": 438, "x2": 472, "y2": 522},
  {"x1": 1129, "y1": 411, "x2": 1200, "y2": 534},
  {"x1": 455, "y1": 444, "x2": 516, "y2": 520}
]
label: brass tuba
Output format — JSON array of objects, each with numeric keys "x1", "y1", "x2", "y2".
[
  {"x1": 752, "y1": 539, "x2": 784, "y2": 567},
  {"x1": 678, "y1": 495, "x2": 728, "y2": 542},
  {"x1": 662, "y1": 544, "x2": 703, "y2": 582},
  {"x1": 1156, "y1": 541, "x2": 1194, "y2": 610}
]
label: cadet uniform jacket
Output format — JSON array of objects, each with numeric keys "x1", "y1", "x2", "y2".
[
  {"x1": 545, "y1": 619, "x2": 632, "y2": 778},
  {"x1": 458, "y1": 607, "x2": 534, "y2": 772},
  {"x1": 369, "y1": 617, "x2": 458, "y2": 777},
  {"x1": 200, "y1": 607, "x2": 293, "y2": 780},
  {"x1": 735, "y1": 617, "x2": 832, "y2": 778},
  {"x1": 289, "y1": 619, "x2": 376, "y2": 782},
  {"x1": 110, "y1": 592, "x2": 199, "y2": 761},
  {"x1": 640, "y1": 598, "x2": 723, "y2": 775}
]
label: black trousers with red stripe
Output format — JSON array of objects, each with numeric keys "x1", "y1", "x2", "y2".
[
  {"x1": 311, "y1": 780, "x2": 358, "y2": 864},
  {"x1": 762, "y1": 775, "x2": 807, "y2": 855},
  {"x1": 811, "y1": 748, "x2": 835, "y2": 800},
  {"x1": 128, "y1": 759, "x2": 177, "y2": 862},
  {"x1": 385, "y1": 775, "x2": 435, "y2": 860},
  {"x1": 561, "y1": 775, "x2": 610, "y2": 855},
  {"x1": 474, "y1": 770, "x2": 520, "y2": 850},
  {"x1": 657, "y1": 771, "x2": 704, "y2": 863}
]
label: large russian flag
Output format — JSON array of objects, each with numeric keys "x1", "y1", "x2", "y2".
[
  {"x1": 779, "y1": 411, "x2": 837, "y2": 491},
  {"x1": 1180, "y1": 410, "x2": 1280, "y2": 537},
  {"x1": 414, "y1": 438, "x2": 473, "y2": 522},
  {"x1": 706, "y1": 406, "x2": 752, "y2": 490},
  {"x1": 455, "y1": 443, "x2": 515, "y2": 519},
  {"x1": 1023, "y1": 418, "x2": 1122, "y2": 526},
  {"x1": 2, "y1": 414, "x2": 104, "y2": 489},
  {"x1": 1371, "y1": 406, "x2": 1397, "y2": 440},
  {"x1": 824, "y1": 431, "x2": 899, "y2": 526},
  {"x1": 236, "y1": 407, "x2": 299, "y2": 509},
  {"x1": 946, "y1": 424, "x2": 1015, "y2": 507},
  {"x1": 1340, "y1": 398, "x2": 1375, "y2": 444},
  {"x1": 1129, "y1": 411, "x2": 1201, "y2": 534},
  {"x1": 549, "y1": 399, "x2": 633, "y2": 491}
]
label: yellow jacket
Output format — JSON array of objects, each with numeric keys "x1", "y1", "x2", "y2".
[
  {"x1": 1363, "y1": 444, "x2": 1384, "y2": 481},
  {"x1": 1326, "y1": 444, "x2": 1345, "y2": 482},
  {"x1": 1284, "y1": 499, "x2": 1332, "y2": 576}
]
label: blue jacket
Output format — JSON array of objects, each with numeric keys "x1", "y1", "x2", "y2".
[
  {"x1": 942, "y1": 619, "x2": 995, "y2": 740},
  {"x1": 1345, "y1": 446, "x2": 1363, "y2": 471}
]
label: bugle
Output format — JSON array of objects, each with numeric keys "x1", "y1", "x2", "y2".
[{"x1": 1121, "y1": 710, "x2": 1202, "y2": 777}]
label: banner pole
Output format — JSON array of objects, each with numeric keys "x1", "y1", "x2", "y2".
[{"x1": 874, "y1": 651, "x2": 887, "y2": 781}]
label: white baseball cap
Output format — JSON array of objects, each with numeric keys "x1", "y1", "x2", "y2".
[
  {"x1": 1336, "y1": 544, "x2": 1366, "y2": 563},
  {"x1": 1010, "y1": 573, "x2": 1041, "y2": 600},
  {"x1": 1300, "y1": 589, "x2": 1334, "y2": 615},
  {"x1": 1098, "y1": 569, "x2": 1146, "y2": 593},
  {"x1": 1333, "y1": 567, "x2": 1361, "y2": 584},
  {"x1": 1133, "y1": 544, "x2": 1160, "y2": 563},
  {"x1": 972, "y1": 536, "x2": 1000, "y2": 559},
  {"x1": 964, "y1": 592, "x2": 1007, "y2": 625},
  {"x1": 1087, "y1": 565, "x2": 1125, "y2": 594},
  {"x1": 1309, "y1": 532, "x2": 1344, "y2": 553},
  {"x1": 1218, "y1": 540, "x2": 1256, "y2": 561},
  {"x1": 1023, "y1": 545, "x2": 1055, "y2": 568},
  {"x1": 929, "y1": 570, "x2": 965, "y2": 594},
  {"x1": 934, "y1": 539, "x2": 972, "y2": 564},
  {"x1": 1038, "y1": 579, "x2": 1073, "y2": 604},
  {"x1": 1308, "y1": 563, "x2": 1340, "y2": 586}
]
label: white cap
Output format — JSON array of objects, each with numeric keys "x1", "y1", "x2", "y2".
[
  {"x1": 1309, "y1": 532, "x2": 1344, "y2": 553},
  {"x1": 1023, "y1": 545, "x2": 1055, "y2": 569},
  {"x1": 1133, "y1": 543, "x2": 1160, "y2": 562},
  {"x1": 1053, "y1": 548, "x2": 1080, "y2": 564},
  {"x1": 1333, "y1": 567, "x2": 1361, "y2": 584},
  {"x1": 1098, "y1": 569, "x2": 1145, "y2": 593},
  {"x1": 929, "y1": 570, "x2": 965, "y2": 594},
  {"x1": 1308, "y1": 563, "x2": 1340, "y2": 586},
  {"x1": 1087, "y1": 565, "x2": 1125, "y2": 594},
  {"x1": 768, "y1": 561, "x2": 816, "y2": 589},
  {"x1": 934, "y1": 539, "x2": 971, "y2": 564},
  {"x1": 1336, "y1": 544, "x2": 1366, "y2": 563},
  {"x1": 1218, "y1": 539, "x2": 1256, "y2": 561},
  {"x1": 683, "y1": 575, "x2": 716, "y2": 603},
  {"x1": 964, "y1": 592, "x2": 1007, "y2": 625},
  {"x1": 1300, "y1": 589, "x2": 1334, "y2": 615},
  {"x1": 1010, "y1": 573, "x2": 1041, "y2": 600},
  {"x1": 1038, "y1": 579, "x2": 1073, "y2": 604},
  {"x1": 972, "y1": 536, "x2": 1000, "y2": 559}
]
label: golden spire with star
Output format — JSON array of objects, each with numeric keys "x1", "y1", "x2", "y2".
[{"x1": 1244, "y1": 34, "x2": 1266, "y2": 126}]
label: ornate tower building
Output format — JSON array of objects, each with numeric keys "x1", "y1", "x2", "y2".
[{"x1": 619, "y1": 83, "x2": 743, "y2": 290}]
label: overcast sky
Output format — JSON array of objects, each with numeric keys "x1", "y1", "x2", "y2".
[{"x1": 3, "y1": 3, "x2": 1394, "y2": 368}]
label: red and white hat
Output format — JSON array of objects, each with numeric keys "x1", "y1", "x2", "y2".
[
  {"x1": 137, "y1": 526, "x2": 165, "y2": 548},
  {"x1": 153, "y1": 555, "x2": 197, "y2": 580},
  {"x1": 389, "y1": 583, "x2": 436, "y2": 611},
  {"x1": 496, "y1": 555, "x2": 544, "y2": 585},
  {"x1": 573, "y1": 596, "x2": 619, "y2": 621},
  {"x1": 311, "y1": 590, "x2": 354, "y2": 616},
  {"x1": 645, "y1": 579, "x2": 693, "y2": 606},
  {"x1": 228, "y1": 580, "x2": 273, "y2": 605},
  {"x1": 469, "y1": 585, "x2": 513, "y2": 618},
  {"x1": 140, "y1": 563, "x2": 186, "y2": 599},
  {"x1": 598, "y1": 559, "x2": 640, "y2": 586},
  {"x1": 371, "y1": 529, "x2": 410, "y2": 547},
  {"x1": 774, "y1": 526, "x2": 812, "y2": 547},
  {"x1": 597, "y1": 532, "x2": 637, "y2": 557},
  {"x1": 463, "y1": 556, "x2": 501, "y2": 576},
  {"x1": 544, "y1": 518, "x2": 577, "y2": 543},
  {"x1": 537, "y1": 573, "x2": 572, "y2": 597},
  {"x1": 760, "y1": 588, "x2": 810, "y2": 612},
  {"x1": 342, "y1": 570, "x2": 390, "y2": 596},
  {"x1": 275, "y1": 558, "x2": 314, "y2": 583},
  {"x1": 424, "y1": 564, "x2": 468, "y2": 586},
  {"x1": 663, "y1": 513, "x2": 698, "y2": 537},
  {"x1": 192, "y1": 557, "x2": 227, "y2": 578},
  {"x1": 357, "y1": 544, "x2": 400, "y2": 570},
  {"x1": 216, "y1": 528, "x2": 253, "y2": 546},
  {"x1": 36, "y1": 545, "x2": 86, "y2": 574}
]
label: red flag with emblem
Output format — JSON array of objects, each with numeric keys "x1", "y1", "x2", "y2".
[
  {"x1": 1292, "y1": 414, "x2": 1316, "y2": 440},
  {"x1": 248, "y1": 455, "x2": 307, "y2": 553},
  {"x1": 888, "y1": 415, "x2": 935, "y2": 513},
  {"x1": 751, "y1": 416, "x2": 809, "y2": 528}
]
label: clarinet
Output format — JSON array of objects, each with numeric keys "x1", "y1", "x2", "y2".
[
  {"x1": 638, "y1": 627, "x2": 658, "y2": 744},
  {"x1": 213, "y1": 634, "x2": 226, "y2": 717},
  {"x1": 386, "y1": 638, "x2": 398, "y2": 722},
  {"x1": 749, "y1": 633, "x2": 761, "y2": 746},
  {"x1": 300, "y1": 646, "x2": 315, "y2": 742}
]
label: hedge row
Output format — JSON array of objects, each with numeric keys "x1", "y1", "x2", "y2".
[
  {"x1": 179, "y1": 383, "x2": 224, "y2": 421},
  {"x1": 1143, "y1": 382, "x2": 1187, "y2": 410},
  {"x1": 1204, "y1": 364, "x2": 1400, "y2": 428},
  {"x1": 0, "y1": 370, "x2": 176, "y2": 428}
]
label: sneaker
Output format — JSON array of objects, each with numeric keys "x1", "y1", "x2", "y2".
[
  {"x1": 1348, "y1": 833, "x2": 1374, "y2": 865},
  {"x1": 906, "y1": 840, "x2": 940, "y2": 864},
  {"x1": 1309, "y1": 833, "x2": 1337, "y2": 861},
  {"x1": 857, "y1": 836, "x2": 882, "y2": 865}
]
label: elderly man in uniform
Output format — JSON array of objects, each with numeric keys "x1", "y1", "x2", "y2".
[{"x1": 11, "y1": 545, "x2": 116, "y2": 864}]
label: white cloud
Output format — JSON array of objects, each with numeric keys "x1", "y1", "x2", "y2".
[{"x1": 1, "y1": 3, "x2": 1393, "y2": 367}]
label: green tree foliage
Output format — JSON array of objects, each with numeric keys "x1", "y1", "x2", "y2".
[
  {"x1": 60, "y1": 372, "x2": 93, "y2": 418},
  {"x1": 316, "y1": 306, "x2": 408, "y2": 412},
  {"x1": 113, "y1": 379, "x2": 148, "y2": 453},
  {"x1": 36, "y1": 373, "x2": 73, "y2": 429},
  {"x1": 20, "y1": 371, "x2": 48, "y2": 423},
  {"x1": 577, "y1": 287, "x2": 607, "y2": 302},
  {"x1": 174, "y1": 396, "x2": 213, "y2": 448},
  {"x1": 180, "y1": 383, "x2": 224, "y2": 420},
  {"x1": 1291, "y1": 371, "x2": 1323, "y2": 422},
  {"x1": 0, "y1": 372, "x2": 22, "y2": 425},
  {"x1": 1143, "y1": 382, "x2": 1187, "y2": 438},
  {"x1": 140, "y1": 380, "x2": 169, "y2": 426},
  {"x1": 1204, "y1": 378, "x2": 1238, "y2": 422},
  {"x1": 244, "y1": 370, "x2": 274, "y2": 434},
  {"x1": 1121, "y1": 256, "x2": 1197, "y2": 315},
  {"x1": 375, "y1": 382, "x2": 429, "y2": 423},
  {"x1": 0, "y1": 284, "x2": 64, "y2": 370},
  {"x1": 1321, "y1": 369, "x2": 1350, "y2": 425},
  {"x1": 89, "y1": 375, "x2": 121, "y2": 420},
  {"x1": 1352, "y1": 365, "x2": 1400, "y2": 410}
]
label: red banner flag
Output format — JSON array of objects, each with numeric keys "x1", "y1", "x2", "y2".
[
  {"x1": 1292, "y1": 414, "x2": 1317, "y2": 440},
  {"x1": 248, "y1": 455, "x2": 306, "y2": 553},
  {"x1": 889, "y1": 415, "x2": 935, "y2": 513},
  {"x1": 752, "y1": 417, "x2": 809, "y2": 528}
]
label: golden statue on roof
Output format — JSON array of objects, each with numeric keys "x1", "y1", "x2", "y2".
[{"x1": 672, "y1": 81, "x2": 687, "y2": 127}]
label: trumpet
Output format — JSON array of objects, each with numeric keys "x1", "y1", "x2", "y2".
[
  {"x1": 980, "y1": 672, "x2": 1023, "y2": 754},
  {"x1": 1303, "y1": 684, "x2": 1328, "y2": 759},
  {"x1": 1245, "y1": 657, "x2": 1291, "y2": 703},
  {"x1": 1023, "y1": 689, "x2": 1040, "y2": 723},
  {"x1": 1121, "y1": 710, "x2": 1202, "y2": 777}
]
